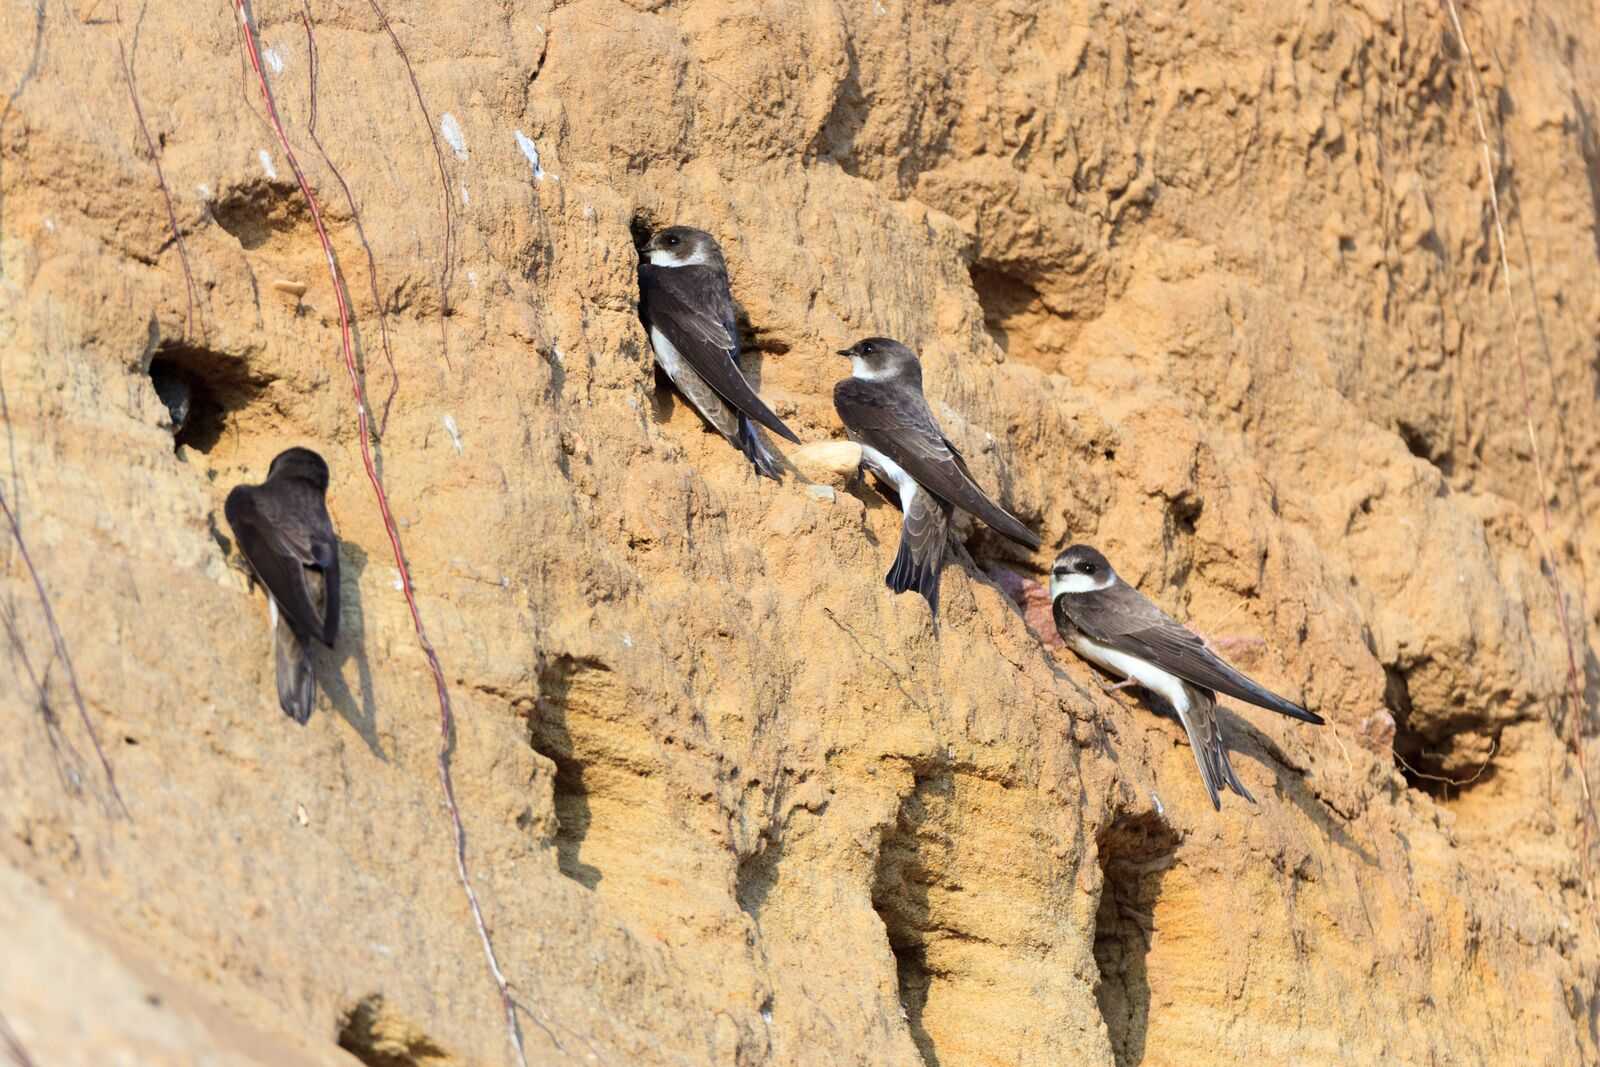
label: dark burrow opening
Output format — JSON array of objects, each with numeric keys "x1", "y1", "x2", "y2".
[
  {"x1": 1094, "y1": 810, "x2": 1178, "y2": 1067},
  {"x1": 336, "y1": 994, "x2": 453, "y2": 1067},
  {"x1": 1396, "y1": 419, "x2": 1455, "y2": 480},
  {"x1": 735, "y1": 835, "x2": 782, "y2": 921},
  {"x1": 146, "y1": 343, "x2": 263, "y2": 454},
  {"x1": 629, "y1": 210, "x2": 660, "y2": 252},
  {"x1": 871, "y1": 770, "x2": 950, "y2": 1067},
  {"x1": 1385, "y1": 664, "x2": 1498, "y2": 799},
  {"x1": 1169, "y1": 492, "x2": 1203, "y2": 537},
  {"x1": 967, "y1": 262, "x2": 1041, "y2": 357},
  {"x1": 526, "y1": 654, "x2": 605, "y2": 889},
  {"x1": 211, "y1": 179, "x2": 307, "y2": 252}
]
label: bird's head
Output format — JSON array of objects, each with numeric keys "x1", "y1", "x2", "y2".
[
  {"x1": 642, "y1": 225, "x2": 724, "y2": 269},
  {"x1": 835, "y1": 337, "x2": 921, "y2": 384},
  {"x1": 1050, "y1": 544, "x2": 1116, "y2": 599},
  {"x1": 267, "y1": 447, "x2": 331, "y2": 491}
]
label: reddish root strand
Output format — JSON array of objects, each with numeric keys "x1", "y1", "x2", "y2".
[{"x1": 232, "y1": 5, "x2": 523, "y2": 1063}]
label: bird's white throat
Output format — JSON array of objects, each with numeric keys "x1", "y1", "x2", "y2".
[
  {"x1": 647, "y1": 246, "x2": 716, "y2": 268},
  {"x1": 1050, "y1": 570, "x2": 1115, "y2": 598},
  {"x1": 851, "y1": 356, "x2": 896, "y2": 381}
]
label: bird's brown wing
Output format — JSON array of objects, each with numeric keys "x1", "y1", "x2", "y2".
[
  {"x1": 638, "y1": 264, "x2": 799, "y2": 443},
  {"x1": 833, "y1": 377, "x2": 1038, "y2": 550},
  {"x1": 1063, "y1": 583, "x2": 1319, "y2": 724},
  {"x1": 225, "y1": 483, "x2": 340, "y2": 646}
]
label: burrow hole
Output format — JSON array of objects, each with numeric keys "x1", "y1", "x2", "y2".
[
  {"x1": 526, "y1": 654, "x2": 610, "y2": 889},
  {"x1": 146, "y1": 341, "x2": 264, "y2": 455},
  {"x1": 336, "y1": 994, "x2": 456, "y2": 1067},
  {"x1": 871, "y1": 769, "x2": 953, "y2": 1067},
  {"x1": 1094, "y1": 810, "x2": 1178, "y2": 1067},
  {"x1": 1385, "y1": 663, "x2": 1499, "y2": 801}
]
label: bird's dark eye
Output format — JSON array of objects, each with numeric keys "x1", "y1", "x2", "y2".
[
  {"x1": 861, "y1": 342, "x2": 874, "y2": 354},
  {"x1": 663, "y1": 234, "x2": 680, "y2": 247},
  {"x1": 1077, "y1": 561, "x2": 1097, "y2": 575}
]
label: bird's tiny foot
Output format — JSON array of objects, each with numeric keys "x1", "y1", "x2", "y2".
[{"x1": 1100, "y1": 678, "x2": 1137, "y2": 695}]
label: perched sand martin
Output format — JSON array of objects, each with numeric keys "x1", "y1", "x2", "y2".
[
  {"x1": 834, "y1": 337, "x2": 1039, "y2": 619},
  {"x1": 637, "y1": 225, "x2": 800, "y2": 479},
  {"x1": 225, "y1": 448, "x2": 341, "y2": 724},
  {"x1": 1050, "y1": 544, "x2": 1323, "y2": 809}
]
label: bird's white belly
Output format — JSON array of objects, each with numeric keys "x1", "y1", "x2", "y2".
[
  {"x1": 649, "y1": 326, "x2": 693, "y2": 382},
  {"x1": 1071, "y1": 633, "x2": 1192, "y2": 714},
  {"x1": 858, "y1": 444, "x2": 918, "y2": 511}
]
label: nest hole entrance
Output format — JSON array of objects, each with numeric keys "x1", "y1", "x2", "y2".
[
  {"x1": 1384, "y1": 665, "x2": 1499, "y2": 801},
  {"x1": 147, "y1": 344, "x2": 265, "y2": 456},
  {"x1": 1094, "y1": 811, "x2": 1178, "y2": 1067},
  {"x1": 336, "y1": 994, "x2": 456, "y2": 1067}
]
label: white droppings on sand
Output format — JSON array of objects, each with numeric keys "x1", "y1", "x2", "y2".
[
  {"x1": 258, "y1": 149, "x2": 277, "y2": 179},
  {"x1": 441, "y1": 414, "x2": 464, "y2": 455},
  {"x1": 440, "y1": 112, "x2": 468, "y2": 160},
  {"x1": 263, "y1": 46, "x2": 285, "y2": 74},
  {"x1": 514, "y1": 130, "x2": 550, "y2": 181}
]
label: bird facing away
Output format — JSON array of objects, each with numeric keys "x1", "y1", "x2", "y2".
[
  {"x1": 637, "y1": 225, "x2": 800, "y2": 480},
  {"x1": 833, "y1": 338, "x2": 1040, "y2": 620},
  {"x1": 1049, "y1": 544, "x2": 1323, "y2": 809},
  {"x1": 224, "y1": 447, "x2": 341, "y2": 724}
]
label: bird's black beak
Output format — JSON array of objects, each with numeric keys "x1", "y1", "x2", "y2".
[{"x1": 836, "y1": 348, "x2": 854, "y2": 357}]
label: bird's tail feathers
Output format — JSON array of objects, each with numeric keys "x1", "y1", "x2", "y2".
[
  {"x1": 737, "y1": 415, "x2": 785, "y2": 481},
  {"x1": 885, "y1": 493, "x2": 951, "y2": 629},
  {"x1": 273, "y1": 610, "x2": 316, "y2": 725},
  {"x1": 1176, "y1": 686, "x2": 1254, "y2": 811},
  {"x1": 885, "y1": 534, "x2": 943, "y2": 626}
]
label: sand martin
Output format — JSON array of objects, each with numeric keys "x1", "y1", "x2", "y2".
[
  {"x1": 637, "y1": 225, "x2": 800, "y2": 479},
  {"x1": 1049, "y1": 544, "x2": 1323, "y2": 809},
  {"x1": 833, "y1": 338, "x2": 1039, "y2": 619},
  {"x1": 224, "y1": 447, "x2": 341, "y2": 724},
  {"x1": 149, "y1": 362, "x2": 193, "y2": 435}
]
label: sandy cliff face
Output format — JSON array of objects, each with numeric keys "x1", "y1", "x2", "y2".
[{"x1": 1, "y1": 1, "x2": 1597, "y2": 1064}]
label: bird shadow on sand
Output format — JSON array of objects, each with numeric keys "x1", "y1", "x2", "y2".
[
  {"x1": 1220, "y1": 706, "x2": 1375, "y2": 864},
  {"x1": 838, "y1": 468, "x2": 899, "y2": 549},
  {"x1": 1123, "y1": 697, "x2": 1375, "y2": 864},
  {"x1": 314, "y1": 541, "x2": 386, "y2": 761}
]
